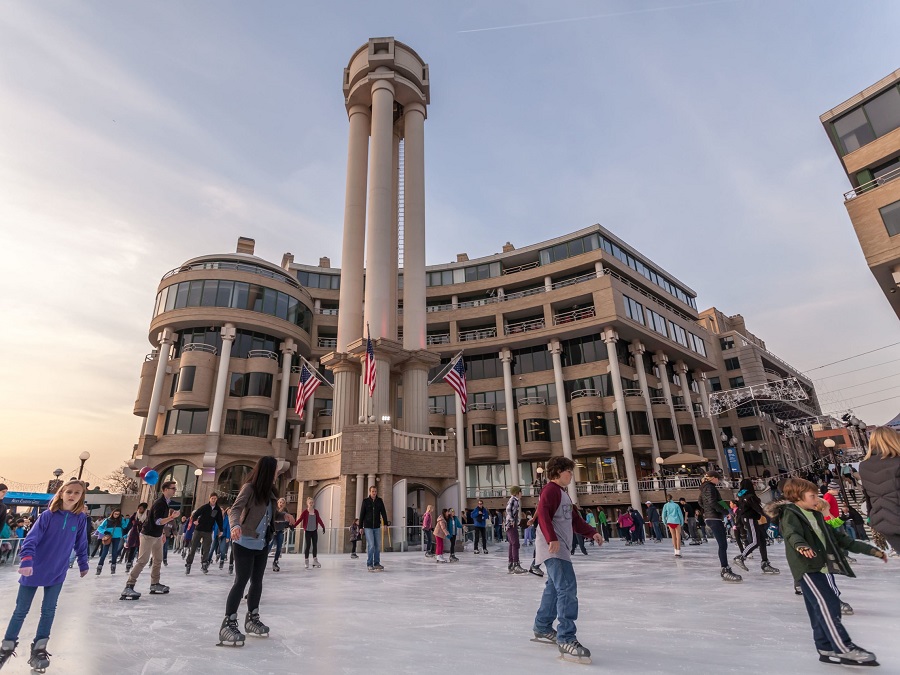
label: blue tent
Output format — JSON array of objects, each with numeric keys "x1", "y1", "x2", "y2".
[{"x1": 4, "y1": 492, "x2": 53, "y2": 508}]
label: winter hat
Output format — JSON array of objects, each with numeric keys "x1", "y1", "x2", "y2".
[
  {"x1": 645, "y1": 501, "x2": 652, "y2": 505},
  {"x1": 704, "y1": 470, "x2": 723, "y2": 480},
  {"x1": 827, "y1": 481, "x2": 840, "y2": 491}
]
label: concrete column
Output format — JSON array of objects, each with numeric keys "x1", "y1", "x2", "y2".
[
  {"x1": 362, "y1": 80, "x2": 395, "y2": 340},
  {"x1": 675, "y1": 361, "x2": 701, "y2": 450},
  {"x1": 332, "y1": 362, "x2": 360, "y2": 433},
  {"x1": 630, "y1": 341, "x2": 661, "y2": 464},
  {"x1": 367, "y1": 474, "x2": 376, "y2": 491},
  {"x1": 544, "y1": 275, "x2": 552, "y2": 292},
  {"x1": 402, "y1": 102, "x2": 427, "y2": 353},
  {"x1": 291, "y1": 425, "x2": 302, "y2": 450},
  {"x1": 594, "y1": 261, "x2": 603, "y2": 278},
  {"x1": 696, "y1": 372, "x2": 727, "y2": 475},
  {"x1": 603, "y1": 329, "x2": 641, "y2": 509},
  {"x1": 337, "y1": 104, "x2": 370, "y2": 352},
  {"x1": 402, "y1": 361, "x2": 429, "y2": 435},
  {"x1": 304, "y1": 389, "x2": 315, "y2": 435},
  {"x1": 275, "y1": 340, "x2": 297, "y2": 440},
  {"x1": 371, "y1": 356, "x2": 391, "y2": 422},
  {"x1": 144, "y1": 328, "x2": 175, "y2": 437},
  {"x1": 203, "y1": 324, "x2": 236, "y2": 481},
  {"x1": 653, "y1": 351, "x2": 683, "y2": 454},
  {"x1": 499, "y1": 348, "x2": 521, "y2": 489},
  {"x1": 548, "y1": 339, "x2": 577, "y2": 503},
  {"x1": 389, "y1": 129, "x2": 400, "y2": 341},
  {"x1": 456, "y1": 394, "x2": 466, "y2": 514}
]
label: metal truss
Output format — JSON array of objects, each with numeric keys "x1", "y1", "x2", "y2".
[{"x1": 708, "y1": 377, "x2": 809, "y2": 415}]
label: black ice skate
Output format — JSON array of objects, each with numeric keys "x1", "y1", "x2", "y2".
[
  {"x1": 531, "y1": 628, "x2": 557, "y2": 645},
  {"x1": 840, "y1": 601, "x2": 854, "y2": 616},
  {"x1": 273, "y1": 561, "x2": 280, "y2": 572},
  {"x1": 732, "y1": 555, "x2": 749, "y2": 571},
  {"x1": 512, "y1": 563, "x2": 528, "y2": 575},
  {"x1": 125, "y1": 561, "x2": 132, "y2": 573},
  {"x1": 819, "y1": 645, "x2": 878, "y2": 667},
  {"x1": 244, "y1": 610, "x2": 270, "y2": 638},
  {"x1": 120, "y1": 584, "x2": 141, "y2": 601},
  {"x1": 761, "y1": 561, "x2": 780, "y2": 575},
  {"x1": 201, "y1": 562, "x2": 209, "y2": 574},
  {"x1": 27, "y1": 639, "x2": 50, "y2": 673},
  {"x1": 721, "y1": 567, "x2": 742, "y2": 583},
  {"x1": 228, "y1": 563, "x2": 233, "y2": 575},
  {"x1": 0, "y1": 639, "x2": 17, "y2": 669},
  {"x1": 219, "y1": 559, "x2": 224, "y2": 570},
  {"x1": 373, "y1": 564, "x2": 384, "y2": 571},
  {"x1": 529, "y1": 563, "x2": 544, "y2": 577},
  {"x1": 110, "y1": 564, "x2": 116, "y2": 575},
  {"x1": 149, "y1": 584, "x2": 170, "y2": 594},
  {"x1": 217, "y1": 614, "x2": 245, "y2": 647},
  {"x1": 558, "y1": 639, "x2": 591, "y2": 664},
  {"x1": 95, "y1": 565, "x2": 102, "y2": 576},
  {"x1": 449, "y1": 555, "x2": 459, "y2": 562},
  {"x1": 185, "y1": 564, "x2": 191, "y2": 575}
]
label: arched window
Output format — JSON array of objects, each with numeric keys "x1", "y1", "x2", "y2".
[
  {"x1": 216, "y1": 465, "x2": 254, "y2": 505},
  {"x1": 159, "y1": 464, "x2": 198, "y2": 513}
]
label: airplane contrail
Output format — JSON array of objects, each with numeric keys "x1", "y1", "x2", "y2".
[{"x1": 458, "y1": 0, "x2": 745, "y2": 34}]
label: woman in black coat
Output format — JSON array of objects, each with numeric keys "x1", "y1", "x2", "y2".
[{"x1": 858, "y1": 426, "x2": 900, "y2": 554}]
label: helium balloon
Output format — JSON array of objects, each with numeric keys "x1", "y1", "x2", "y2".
[
  {"x1": 139, "y1": 467, "x2": 151, "y2": 479},
  {"x1": 144, "y1": 470, "x2": 159, "y2": 486}
]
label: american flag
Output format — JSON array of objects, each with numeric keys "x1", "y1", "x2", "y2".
[
  {"x1": 443, "y1": 357, "x2": 467, "y2": 407},
  {"x1": 364, "y1": 329, "x2": 376, "y2": 397},
  {"x1": 294, "y1": 363, "x2": 321, "y2": 417}
]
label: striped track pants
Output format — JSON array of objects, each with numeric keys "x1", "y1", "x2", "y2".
[{"x1": 799, "y1": 572, "x2": 852, "y2": 653}]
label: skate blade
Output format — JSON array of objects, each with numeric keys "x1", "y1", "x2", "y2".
[
  {"x1": 819, "y1": 655, "x2": 879, "y2": 666},
  {"x1": 247, "y1": 633, "x2": 270, "y2": 638},
  {"x1": 149, "y1": 590, "x2": 169, "y2": 594},
  {"x1": 119, "y1": 596, "x2": 140, "y2": 601},
  {"x1": 558, "y1": 654, "x2": 592, "y2": 664},
  {"x1": 216, "y1": 641, "x2": 245, "y2": 648},
  {"x1": 530, "y1": 638, "x2": 556, "y2": 645}
]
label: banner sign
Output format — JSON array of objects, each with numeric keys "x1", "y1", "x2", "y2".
[{"x1": 725, "y1": 447, "x2": 741, "y2": 473}]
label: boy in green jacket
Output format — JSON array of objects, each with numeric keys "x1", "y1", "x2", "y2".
[{"x1": 766, "y1": 478, "x2": 887, "y2": 667}]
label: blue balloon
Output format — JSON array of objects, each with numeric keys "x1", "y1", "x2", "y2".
[{"x1": 144, "y1": 469, "x2": 159, "y2": 486}]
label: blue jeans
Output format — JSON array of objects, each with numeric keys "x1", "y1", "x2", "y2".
[
  {"x1": 651, "y1": 522, "x2": 663, "y2": 541},
  {"x1": 533, "y1": 558, "x2": 579, "y2": 644},
  {"x1": 5, "y1": 583, "x2": 63, "y2": 642},
  {"x1": 273, "y1": 531, "x2": 284, "y2": 562},
  {"x1": 98, "y1": 538, "x2": 122, "y2": 567},
  {"x1": 364, "y1": 528, "x2": 381, "y2": 566}
]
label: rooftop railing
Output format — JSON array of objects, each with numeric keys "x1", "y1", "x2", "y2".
[
  {"x1": 183, "y1": 342, "x2": 217, "y2": 355},
  {"x1": 550, "y1": 272, "x2": 597, "y2": 291},
  {"x1": 502, "y1": 260, "x2": 541, "y2": 275},
  {"x1": 570, "y1": 388, "x2": 603, "y2": 400},
  {"x1": 161, "y1": 260, "x2": 300, "y2": 288},
  {"x1": 468, "y1": 402, "x2": 496, "y2": 411},
  {"x1": 517, "y1": 397, "x2": 547, "y2": 406},
  {"x1": 600, "y1": 267, "x2": 696, "y2": 323},
  {"x1": 844, "y1": 165, "x2": 900, "y2": 201},
  {"x1": 623, "y1": 388, "x2": 644, "y2": 398}
]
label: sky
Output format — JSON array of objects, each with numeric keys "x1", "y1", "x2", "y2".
[{"x1": 1, "y1": 0, "x2": 899, "y2": 485}]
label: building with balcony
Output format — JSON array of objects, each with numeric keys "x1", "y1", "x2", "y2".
[{"x1": 821, "y1": 68, "x2": 900, "y2": 318}]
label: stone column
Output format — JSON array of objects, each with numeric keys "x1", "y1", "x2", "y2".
[
  {"x1": 455, "y1": 394, "x2": 466, "y2": 514},
  {"x1": 402, "y1": 357, "x2": 430, "y2": 435},
  {"x1": 389, "y1": 129, "x2": 400, "y2": 341},
  {"x1": 544, "y1": 276, "x2": 552, "y2": 292},
  {"x1": 203, "y1": 324, "x2": 236, "y2": 481},
  {"x1": 291, "y1": 425, "x2": 302, "y2": 451},
  {"x1": 356, "y1": 474, "x2": 365, "y2": 519},
  {"x1": 336, "y1": 104, "x2": 370, "y2": 352},
  {"x1": 675, "y1": 361, "x2": 701, "y2": 451},
  {"x1": 144, "y1": 327, "x2": 175, "y2": 437},
  {"x1": 402, "y1": 102, "x2": 427, "y2": 353},
  {"x1": 331, "y1": 358, "x2": 360, "y2": 433},
  {"x1": 304, "y1": 383, "x2": 315, "y2": 436},
  {"x1": 630, "y1": 341, "x2": 661, "y2": 464},
  {"x1": 548, "y1": 339, "x2": 577, "y2": 503},
  {"x1": 594, "y1": 261, "x2": 603, "y2": 278},
  {"x1": 499, "y1": 348, "x2": 521, "y2": 489},
  {"x1": 603, "y1": 329, "x2": 641, "y2": 509},
  {"x1": 367, "y1": 474, "x2": 376, "y2": 491},
  {"x1": 653, "y1": 352, "x2": 683, "y2": 454},
  {"x1": 696, "y1": 372, "x2": 727, "y2": 475},
  {"x1": 275, "y1": 340, "x2": 297, "y2": 441}
]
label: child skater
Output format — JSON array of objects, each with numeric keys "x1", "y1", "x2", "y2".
[
  {"x1": 766, "y1": 478, "x2": 887, "y2": 667},
  {"x1": 0, "y1": 479, "x2": 89, "y2": 672}
]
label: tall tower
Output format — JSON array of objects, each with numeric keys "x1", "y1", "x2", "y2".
[{"x1": 326, "y1": 37, "x2": 435, "y2": 435}]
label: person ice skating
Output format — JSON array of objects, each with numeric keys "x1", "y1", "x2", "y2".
[
  {"x1": 531, "y1": 457, "x2": 602, "y2": 664},
  {"x1": 646, "y1": 502, "x2": 662, "y2": 542},
  {"x1": 823, "y1": 481, "x2": 841, "y2": 519},
  {"x1": 597, "y1": 510, "x2": 610, "y2": 542},
  {"x1": 700, "y1": 470, "x2": 741, "y2": 582},
  {"x1": 121, "y1": 483, "x2": 178, "y2": 601},
  {"x1": 272, "y1": 498, "x2": 294, "y2": 572},
  {"x1": 616, "y1": 509, "x2": 633, "y2": 545},
  {"x1": 470, "y1": 500, "x2": 489, "y2": 554},
  {"x1": 422, "y1": 504, "x2": 435, "y2": 558},
  {"x1": 859, "y1": 426, "x2": 900, "y2": 555},
  {"x1": 0, "y1": 479, "x2": 89, "y2": 672},
  {"x1": 122, "y1": 503, "x2": 147, "y2": 571},
  {"x1": 185, "y1": 493, "x2": 224, "y2": 575},
  {"x1": 733, "y1": 478, "x2": 779, "y2": 576},
  {"x1": 766, "y1": 478, "x2": 887, "y2": 667},
  {"x1": 446, "y1": 509, "x2": 462, "y2": 562},
  {"x1": 219, "y1": 456, "x2": 281, "y2": 646},
  {"x1": 349, "y1": 519, "x2": 361, "y2": 559},
  {"x1": 299, "y1": 497, "x2": 326, "y2": 570},
  {"x1": 359, "y1": 486, "x2": 390, "y2": 572},
  {"x1": 433, "y1": 509, "x2": 449, "y2": 563},
  {"x1": 630, "y1": 507, "x2": 646, "y2": 545},
  {"x1": 506, "y1": 486, "x2": 527, "y2": 573},
  {"x1": 570, "y1": 505, "x2": 589, "y2": 555},
  {"x1": 95, "y1": 508, "x2": 129, "y2": 576},
  {"x1": 662, "y1": 495, "x2": 684, "y2": 557}
]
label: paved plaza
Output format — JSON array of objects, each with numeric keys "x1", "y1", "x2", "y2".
[{"x1": 0, "y1": 539, "x2": 898, "y2": 674}]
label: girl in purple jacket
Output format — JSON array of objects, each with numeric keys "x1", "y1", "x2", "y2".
[{"x1": 0, "y1": 479, "x2": 89, "y2": 672}]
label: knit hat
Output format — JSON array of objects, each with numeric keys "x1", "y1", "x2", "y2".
[{"x1": 827, "y1": 481, "x2": 840, "y2": 491}]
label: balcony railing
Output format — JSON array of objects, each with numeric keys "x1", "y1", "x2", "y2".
[
  {"x1": 426, "y1": 333, "x2": 451, "y2": 345},
  {"x1": 457, "y1": 297, "x2": 500, "y2": 309},
  {"x1": 574, "y1": 477, "x2": 705, "y2": 495},
  {"x1": 517, "y1": 397, "x2": 547, "y2": 406},
  {"x1": 550, "y1": 272, "x2": 597, "y2": 291},
  {"x1": 503, "y1": 286, "x2": 546, "y2": 302},
  {"x1": 248, "y1": 349, "x2": 279, "y2": 360},
  {"x1": 553, "y1": 306, "x2": 596, "y2": 325},
  {"x1": 570, "y1": 388, "x2": 602, "y2": 400},
  {"x1": 426, "y1": 303, "x2": 454, "y2": 313},
  {"x1": 502, "y1": 260, "x2": 540, "y2": 275},
  {"x1": 468, "y1": 402, "x2": 496, "y2": 411},
  {"x1": 145, "y1": 352, "x2": 158, "y2": 362},
  {"x1": 317, "y1": 337, "x2": 337, "y2": 349},
  {"x1": 600, "y1": 267, "x2": 697, "y2": 323},
  {"x1": 458, "y1": 327, "x2": 497, "y2": 342},
  {"x1": 623, "y1": 388, "x2": 644, "y2": 398},
  {"x1": 161, "y1": 260, "x2": 301, "y2": 288},
  {"x1": 183, "y1": 342, "x2": 217, "y2": 355},
  {"x1": 314, "y1": 307, "x2": 338, "y2": 316},
  {"x1": 305, "y1": 432, "x2": 341, "y2": 456},
  {"x1": 428, "y1": 406, "x2": 446, "y2": 415},
  {"x1": 504, "y1": 318, "x2": 545, "y2": 335},
  {"x1": 317, "y1": 409, "x2": 333, "y2": 417},
  {"x1": 392, "y1": 428, "x2": 448, "y2": 452},
  {"x1": 650, "y1": 396, "x2": 668, "y2": 405},
  {"x1": 844, "y1": 165, "x2": 900, "y2": 201}
]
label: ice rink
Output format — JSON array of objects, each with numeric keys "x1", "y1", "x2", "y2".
[{"x1": 0, "y1": 538, "x2": 898, "y2": 674}]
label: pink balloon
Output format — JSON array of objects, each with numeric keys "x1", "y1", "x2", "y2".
[{"x1": 139, "y1": 467, "x2": 151, "y2": 479}]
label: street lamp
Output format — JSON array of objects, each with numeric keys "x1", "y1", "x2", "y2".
[
  {"x1": 655, "y1": 456, "x2": 668, "y2": 501},
  {"x1": 823, "y1": 438, "x2": 851, "y2": 508},
  {"x1": 535, "y1": 465, "x2": 545, "y2": 495},
  {"x1": 192, "y1": 468, "x2": 202, "y2": 508},
  {"x1": 77, "y1": 451, "x2": 91, "y2": 480}
]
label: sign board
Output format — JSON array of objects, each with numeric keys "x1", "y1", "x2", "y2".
[
  {"x1": 724, "y1": 447, "x2": 741, "y2": 474},
  {"x1": 4, "y1": 492, "x2": 53, "y2": 507}
]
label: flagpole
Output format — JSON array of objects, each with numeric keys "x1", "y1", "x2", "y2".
[
  {"x1": 299, "y1": 355, "x2": 334, "y2": 389},
  {"x1": 428, "y1": 350, "x2": 464, "y2": 386}
]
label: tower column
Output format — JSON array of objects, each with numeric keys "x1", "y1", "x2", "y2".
[
  {"x1": 402, "y1": 102, "x2": 427, "y2": 353},
  {"x1": 653, "y1": 352, "x2": 684, "y2": 454},
  {"x1": 549, "y1": 339, "x2": 576, "y2": 503},
  {"x1": 696, "y1": 371, "x2": 727, "y2": 475},
  {"x1": 603, "y1": 329, "x2": 641, "y2": 509},
  {"x1": 330, "y1": 358, "x2": 360, "y2": 433},
  {"x1": 203, "y1": 323, "x2": 236, "y2": 480},
  {"x1": 275, "y1": 339, "x2": 297, "y2": 441},
  {"x1": 455, "y1": 394, "x2": 466, "y2": 513},
  {"x1": 675, "y1": 361, "x2": 701, "y2": 452},
  {"x1": 402, "y1": 357, "x2": 430, "y2": 435},
  {"x1": 144, "y1": 327, "x2": 175, "y2": 437},
  {"x1": 630, "y1": 341, "x2": 661, "y2": 464},
  {"x1": 500, "y1": 348, "x2": 521, "y2": 489}
]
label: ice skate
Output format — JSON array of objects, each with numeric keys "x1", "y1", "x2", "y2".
[
  {"x1": 482, "y1": 549, "x2": 488, "y2": 554},
  {"x1": 149, "y1": 583, "x2": 170, "y2": 594},
  {"x1": 530, "y1": 628, "x2": 557, "y2": 645},
  {"x1": 436, "y1": 554, "x2": 448, "y2": 563},
  {"x1": 201, "y1": 562, "x2": 209, "y2": 574},
  {"x1": 120, "y1": 584, "x2": 141, "y2": 601},
  {"x1": 312, "y1": 558, "x2": 321, "y2": 568},
  {"x1": 0, "y1": 640, "x2": 17, "y2": 669},
  {"x1": 841, "y1": 601, "x2": 854, "y2": 616},
  {"x1": 732, "y1": 555, "x2": 749, "y2": 571},
  {"x1": 350, "y1": 553, "x2": 358, "y2": 559},
  {"x1": 558, "y1": 639, "x2": 591, "y2": 664},
  {"x1": 219, "y1": 559, "x2": 224, "y2": 570},
  {"x1": 244, "y1": 610, "x2": 270, "y2": 638},
  {"x1": 507, "y1": 562, "x2": 514, "y2": 574},
  {"x1": 528, "y1": 563, "x2": 544, "y2": 577},
  {"x1": 512, "y1": 562, "x2": 528, "y2": 575},
  {"x1": 449, "y1": 554, "x2": 459, "y2": 562},
  {"x1": 367, "y1": 565, "x2": 375, "y2": 572},
  {"x1": 373, "y1": 564, "x2": 384, "y2": 571},
  {"x1": 273, "y1": 561, "x2": 280, "y2": 572},
  {"x1": 27, "y1": 639, "x2": 50, "y2": 673},
  {"x1": 721, "y1": 567, "x2": 743, "y2": 583},
  {"x1": 819, "y1": 645, "x2": 878, "y2": 666},
  {"x1": 217, "y1": 614, "x2": 245, "y2": 647},
  {"x1": 110, "y1": 564, "x2": 116, "y2": 575},
  {"x1": 761, "y1": 561, "x2": 780, "y2": 575},
  {"x1": 95, "y1": 565, "x2": 102, "y2": 576},
  {"x1": 125, "y1": 561, "x2": 133, "y2": 573},
  {"x1": 474, "y1": 549, "x2": 479, "y2": 554},
  {"x1": 794, "y1": 583, "x2": 803, "y2": 595},
  {"x1": 305, "y1": 559, "x2": 310, "y2": 569},
  {"x1": 228, "y1": 563, "x2": 233, "y2": 574},
  {"x1": 674, "y1": 551, "x2": 682, "y2": 557},
  {"x1": 185, "y1": 564, "x2": 191, "y2": 575}
]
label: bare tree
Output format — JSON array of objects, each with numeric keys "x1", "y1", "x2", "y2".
[{"x1": 104, "y1": 465, "x2": 139, "y2": 494}]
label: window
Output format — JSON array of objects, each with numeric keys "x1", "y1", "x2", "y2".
[
  {"x1": 522, "y1": 418, "x2": 550, "y2": 442},
  {"x1": 177, "y1": 366, "x2": 196, "y2": 393},
  {"x1": 708, "y1": 377, "x2": 722, "y2": 392},
  {"x1": 720, "y1": 336, "x2": 734, "y2": 350},
  {"x1": 627, "y1": 411, "x2": 650, "y2": 435},
  {"x1": 565, "y1": 374, "x2": 613, "y2": 398},
  {"x1": 689, "y1": 333, "x2": 707, "y2": 357},
  {"x1": 164, "y1": 408, "x2": 209, "y2": 435},
  {"x1": 466, "y1": 390, "x2": 504, "y2": 411},
  {"x1": 729, "y1": 376, "x2": 745, "y2": 388},
  {"x1": 864, "y1": 86, "x2": 900, "y2": 137},
  {"x1": 577, "y1": 411, "x2": 607, "y2": 437},
  {"x1": 678, "y1": 424, "x2": 696, "y2": 446},
  {"x1": 623, "y1": 295, "x2": 645, "y2": 325},
  {"x1": 465, "y1": 353, "x2": 501, "y2": 380},
  {"x1": 561, "y1": 334, "x2": 604, "y2": 366},
  {"x1": 699, "y1": 429, "x2": 716, "y2": 450},
  {"x1": 471, "y1": 424, "x2": 497, "y2": 447},
  {"x1": 724, "y1": 357, "x2": 740, "y2": 371},
  {"x1": 170, "y1": 371, "x2": 179, "y2": 396},
  {"x1": 832, "y1": 86, "x2": 900, "y2": 155},
  {"x1": 741, "y1": 426, "x2": 763, "y2": 442},
  {"x1": 296, "y1": 271, "x2": 340, "y2": 289},
  {"x1": 880, "y1": 199, "x2": 900, "y2": 237},
  {"x1": 224, "y1": 410, "x2": 269, "y2": 438},
  {"x1": 511, "y1": 345, "x2": 553, "y2": 374},
  {"x1": 655, "y1": 417, "x2": 675, "y2": 441},
  {"x1": 669, "y1": 322, "x2": 688, "y2": 347},
  {"x1": 513, "y1": 384, "x2": 557, "y2": 406},
  {"x1": 228, "y1": 372, "x2": 273, "y2": 398},
  {"x1": 428, "y1": 395, "x2": 456, "y2": 415},
  {"x1": 645, "y1": 308, "x2": 668, "y2": 337}
]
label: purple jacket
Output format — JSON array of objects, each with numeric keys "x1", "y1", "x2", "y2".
[{"x1": 19, "y1": 509, "x2": 89, "y2": 587}]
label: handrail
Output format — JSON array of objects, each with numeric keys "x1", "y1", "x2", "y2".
[
  {"x1": 145, "y1": 352, "x2": 158, "y2": 362},
  {"x1": 502, "y1": 286, "x2": 546, "y2": 301},
  {"x1": 305, "y1": 432, "x2": 341, "y2": 456},
  {"x1": 315, "y1": 308, "x2": 339, "y2": 316},
  {"x1": 844, "y1": 165, "x2": 900, "y2": 200},
  {"x1": 518, "y1": 397, "x2": 547, "y2": 406},
  {"x1": 183, "y1": 342, "x2": 218, "y2": 355},
  {"x1": 392, "y1": 428, "x2": 448, "y2": 452},
  {"x1": 600, "y1": 267, "x2": 696, "y2": 323},
  {"x1": 570, "y1": 388, "x2": 602, "y2": 399},
  {"x1": 317, "y1": 337, "x2": 337, "y2": 348},
  {"x1": 247, "y1": 349, "x2": 279, "y2": 360},
  {"x1": 161, "y1": 260, "x2": 301, "y2": 288},
  {"x1": 459, "y1": 327, "x2": 497, "y2": 342},
  {"x1": 550, "y1": 272, "x2": 597, "y2": 290},
  {"x1": 468, "y1": 402, "x2": 496, "y2": 411},
  {"x1": 623, "y1": 388, "x2": 644, "y2": 397},
  {"x1": 504, "y1": 318, "x2": 545, "y2": 335},
  {"x1": 673, "y1": 404, "x2": 690, "y2": 412},
  {"x1": 502, "y1": 260, "x2": 540, "y2": 275},
  {"x1": 426, "y1": 303, "x2": 454, "y2": 313},
  {"x1": 650, "y1": 396, "x2": 668, "y2": 405},
  {"x1": 457, "y1": 297, "x2": 500, "y2": 309},
  {"x1": 553, "y1": 306, "x2": 596, "y2": 325},
  {"x1": 428, "y1": 406, "x2": 446, "y2": 414},
  {"x1": 291, "y1": 365, "x2": 301, "y2": 373},
  {"x1": 317, "y1": 409, "x2": 333, "y2": 417},
  {"x1": 426, "y1": 333, "x2": 451, "y2": 345}
]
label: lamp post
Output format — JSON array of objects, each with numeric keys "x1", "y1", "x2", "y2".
[
  {"x1": 720, "y1": 432, "x2": 738, "y2": 478},
  {"x1": 192, "y1": 468, "x2": 202, "y2": 510},
  {"x1": 655, "y1": 456, "x2": 668, "y2": 501},
  {"x1": 823, "y1": 438, "x2": 851, "y2": 509},
  {"x1": 535, "y1": 465, "x2": 545, "y2": 496},
  {"x1": 77, "y1": 451, "x2": 91, "y2": 480}
]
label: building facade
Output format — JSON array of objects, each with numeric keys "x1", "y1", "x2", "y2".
[{"x1": 821, "y1": 68, "x2": 900, "y2": 319}]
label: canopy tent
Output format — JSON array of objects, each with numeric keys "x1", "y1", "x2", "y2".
[{"x1": 661, "y1": 452, "x2": 709, "y2": 465}]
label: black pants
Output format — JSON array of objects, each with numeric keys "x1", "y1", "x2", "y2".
[
  {"x1": 473, "y1": 527, "x2": 487, "y2": 551},
  {"x1": 570, "y1": 534, "x2": 587, "y2": 554},
  {"x1": 351, "y1": 539, "x2": 358, "y2": 554},
  {"x1": 707, "y1": 519, "x2": 729, "y2": 568},
  {"x1": 226, "y1": 543, "x2": 268, "y2": 616},
  {"x1": 739, "y1": 518, "x2": 768, "y2": 562},
  {"x1": 186, "y1": 530, "x2": 213, "y2": 566},
  {"x1": 449, "y1": 535, "x2": 456, "y2": 555},
  {"x1": 304, "y1": 530, "x2": 318, "y2": 559}
]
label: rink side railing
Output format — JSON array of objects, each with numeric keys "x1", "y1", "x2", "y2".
[
  {"x1": 0, "y1": 539, "x2": 22, "y2": 565},
  {"x1": 281, "y1": 525, "x2": 510, "y2": 556}
]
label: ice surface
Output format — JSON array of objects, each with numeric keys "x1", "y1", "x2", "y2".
[{"x1": 1, "y1": 539, "x2": 898, "y2": 674}]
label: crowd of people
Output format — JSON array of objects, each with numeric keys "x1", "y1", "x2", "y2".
[{"x1": 1, "y1": 423, "x2": 899, "y2": 670}]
